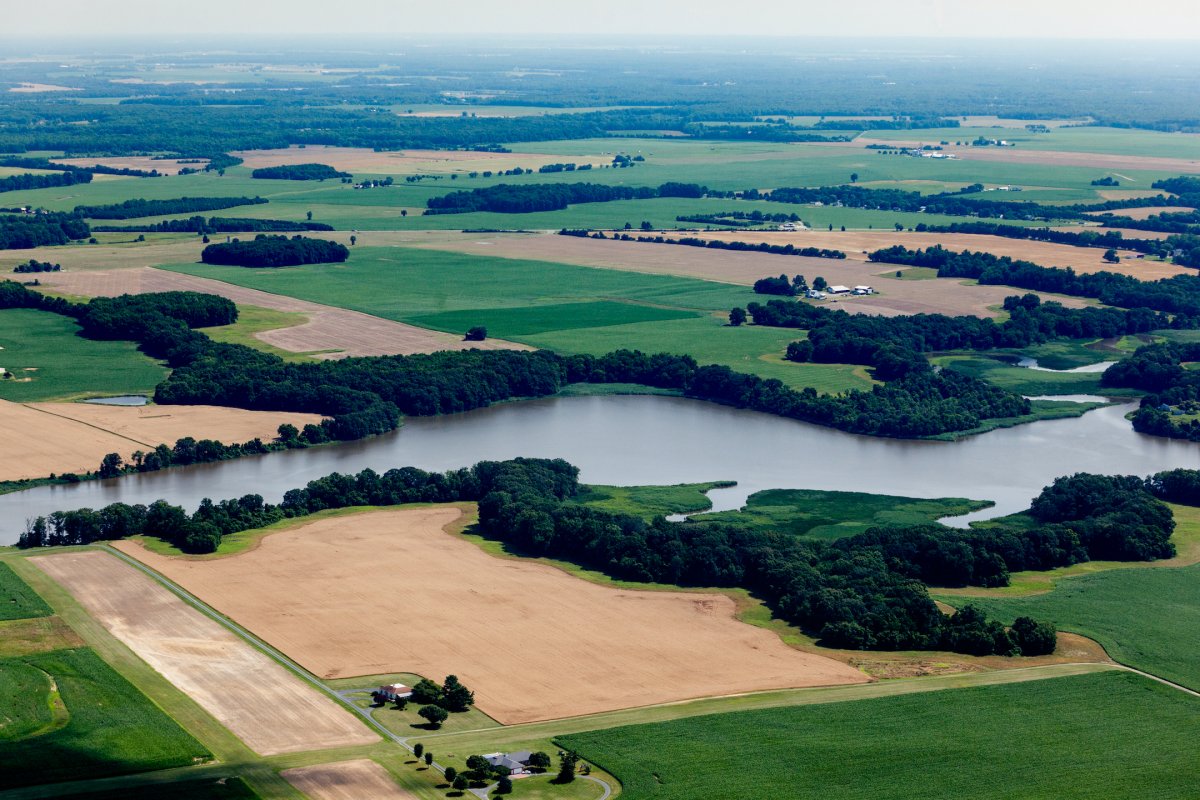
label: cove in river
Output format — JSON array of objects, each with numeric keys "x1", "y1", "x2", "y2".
[{"x1": 1, "y1": 394, "x2": 1197, "y2": 545}]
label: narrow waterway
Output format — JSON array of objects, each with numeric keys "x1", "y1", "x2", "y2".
[{"x1": 1, "y1": 395, "x2": 1197, "y2": 544}]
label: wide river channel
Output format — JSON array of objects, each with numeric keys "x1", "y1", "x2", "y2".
[{"x1": 1, "y1": 394, "x2": 1198, "y2": 544}]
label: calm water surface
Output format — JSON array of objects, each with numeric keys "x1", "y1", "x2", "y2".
[{"x1": 1, "y1": 395, "x2": 1196, "y2": 544}]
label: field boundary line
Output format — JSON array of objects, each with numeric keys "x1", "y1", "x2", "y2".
[
  {"x1": 98, "y1": 545, "x2": 405, "y2": 748},
  {"x1": 20, "y1": 403, "x2": 159, "y2": 448}
]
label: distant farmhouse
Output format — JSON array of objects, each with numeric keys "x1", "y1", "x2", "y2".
[
  {"x1": 483, "y1": 751, "x2": 536, "y2": 776},
  {"x1": 375, "y1": 683, "x2": 412, "y2": 701}
]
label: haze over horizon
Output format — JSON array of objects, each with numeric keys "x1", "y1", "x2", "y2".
[{"x1": 5, "y1": 0, "x2": 1200, "y2": 41}]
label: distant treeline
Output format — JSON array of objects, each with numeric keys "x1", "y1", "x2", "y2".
[
  {"x1": 27, "y1": 455, "x2": 1188, "y2": 662},
  {"x1": 0, "y1": 213, "x2": 90, "y2": 249},
  {"x1": 0, "y1": 171, "x2": 91, "y2": 194},
  {"x1": 869, "y1": 244, "x2": 1200, "y2": 316},
  {"x1": 200, "y1": 235, "x2": 349, "y2": 267},
  {"x1": 676, "y1": 210, "x2": 804, "y2": 227},
  {"x1": 75, "y1": 196, "x2": 268, "y2": 220},
  {"x1": 95, "y1": 216, "x2": 334, "y2": 234},
  {"x1": 250, "y1": 163, "x2": 352, "y2": 181},
  {"x1": 0, "y1": 156, "x2": 161, "y2": 178},
  {"x1": 426, "y1": 182, "x2": 709, "y2": 214},
  {"x1": 560, "y1": 229, "x2": 846, "y2": 259},
  {"x1": 751, "y1": 292, "x2": 1173, "y2": 381}
]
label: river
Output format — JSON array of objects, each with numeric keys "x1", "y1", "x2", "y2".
[{"x1": 1, "y1": 394, "x2": 1198, "y2": 544}]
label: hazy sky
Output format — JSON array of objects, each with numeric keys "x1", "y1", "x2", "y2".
[{"x1": 6, "y1": 0, "x2": 1200, "y2": 40}]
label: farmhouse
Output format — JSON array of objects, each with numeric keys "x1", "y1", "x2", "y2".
[
  {"x1": 777, "y1": 222, "x2": 807, "y2": 232},
  {"x1": 376, "y1": 683, "x2": 412, "y2": 701},
  {"x1": 483, "y1": 751, "x2": 535, "y2": 775}
]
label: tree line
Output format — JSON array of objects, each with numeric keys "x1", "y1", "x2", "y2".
[
  {"x1": 560, "y1": 229, "x2": 846, "y2": 259},
  {"x1": 249, "y1": 163, "x2": 352, "y2": 181},
  {"x1": 74, "y1": 196, "x2": 268, "y2": 220},
  {"x1": 200, "y1": 235, "x2": 350, "y2": 267},
  {"x1": 0, "y1": 171, "x2": 91, "y2": 194},
  {"x1": 0, "y1": 156, "x2": 161, "y2": 178},
  {"x1": 1102, "y1": 340, "x2": 1200, "y2": 441},
  {"x1": 95, "y1": 216, "x2": 334, "y2": 234},
  {"x1": 870, "y1": 244, "x2": 1200, "y2": 317},
  {"x1": 426, "y1": 182, "x2": 709, "y2": 214},
  {"x1": 0, "y1": 213, "x2": 90, "y2": 249}
]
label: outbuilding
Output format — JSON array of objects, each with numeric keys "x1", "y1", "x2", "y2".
[{"x1": 827, "y1": 285, "x2": 851, "y2": 295}]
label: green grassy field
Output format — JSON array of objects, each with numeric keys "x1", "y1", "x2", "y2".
[
  {"x1": 55, "y1": 777, "x2": 261, "y2": 799},
  {"x1": 559, "y1": 671, "x2": 1200, "y2": 800},
  {"x1": 575, "y1": 482, "x2": 733, "y2": 519},
  {"x1": 0, "y1": 308, "x2": 167, "y2": 401},
  {"x1": 957, "y1": 565, "x2": 1200, "y2": 692},
  {"x1": 0, "y1": 562, "x2": 53, "y2": 621},
  {"x1": 164, "y1": 248, "x2": 873, "y2": 393},
  {"x1": 0, "y1": 647, "x2": 211, "y2": 790},
  {"x1": 935, "y1": 354, "x2": 1105, "y2": 395},
  {"x1": 198, "y1": 305, "x2": 334, "y2": 361},
  {"x1": 693, "y1": 488, "x2": 992, "y2": 540}
]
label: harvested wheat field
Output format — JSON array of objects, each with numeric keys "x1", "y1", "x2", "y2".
[
  {"x1": 117, "y1": 507, "x2": 869, "y2": 724},
  {"x1": 31, "y1": 550, "x2": 377, "y2": 755},
  {"x1": 417, "y1": 232, "x2": 1091, "y2": 318},
  {"x1": 35, "y1": 267, "x2": 529, "y2": 358},
  {"x1": 282, "y1": 760, "x2": 415, "y2": 800},
  {"x1": 0, "y1": 239, "x2": 207, "y2": 273},
  {"x1": 0, "y1": 399, "x2": 318, "y2": 481},
  {"x1": 688, "y1": 229, "x2": 1161, "y2": 273},
  {"x1": 231, "y1": 145, "x2": 605, "y2": 175},
  {"x1": 1085, "y1": 206, "x2": 1196, "y2": 220}
]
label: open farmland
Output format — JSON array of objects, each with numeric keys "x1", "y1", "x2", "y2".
[
  {"x1": 34, "y1": 267, "x2": 530, "y2": 358},
  {"x1": 688, "y1": 229, "x2": 1183, "y2": 276},
  {"x1": 0, "y1": 647, "x2": 212, "y2": 790},
  {"x1": 414, "y1": 231, "x2": 1094, "y2": 318},
  {"x1": 957, "y1": 565, "x2": 1200, "y2": 693},
  {"x1": 231, "y1": 145, "x2": 610, "y2": 175},
  {"x1": 0, "y1": 399, "x2": 321, "y2": 481},
  {"x1": 559, "y1": 671, "x2": 1200, "y2": 800},
  {"x1": 116, "y1": 506, "x2": 870, "y2": 724},
  {"x1": 1084, "y1": 205, "x2": 1196, "y2": 220},
  {"x1": 31, "y1": 550, "x2": 378, "y2": 755},
  {"x1": 281, "y1": 759, "x2": 416, "y2": 800},
  {"x1": 0, "y1": 308, "x2": 167, "y2": 402}
]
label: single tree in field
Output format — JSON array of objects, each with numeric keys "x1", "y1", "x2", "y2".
[
  {"x1": 413, "y1": 743, "x2": 424, "y2": 758},
  {"x1": 306, "y1": 210, "x2": 313, "y2": 220},
  {"x1": 401, "y1": 209, "x2": 408, "y2": 217},
  {"x1": 350, "y1": 235, "x2": 357, "y2": 246},
  {"x1": 465, "y1": 326, "x2": 488, "y2": 342},
  {"x1": 444, "y1": 767, "x2": 458, "y2": 782},
  {"x1": 419, "y1": 704, "x2": 449, "y2": 728},
  {"x1": 424, "y1": 751, "x2": 434, "y2": 766},
  {"x1": 440, "y1": 675, "x2": 475, "y2": 711},
  {"x1": 555, "y1": 751, "x2": 579, "y2": 783},
  {"x1": 728, "y1": 307, "x2": 746, "y2": 326},
  {"x1": 1103, "y1": 248, "x2": 1121, "y2": 264},
  {"x1": 850, "y1": 172, "x2": 859, "y2": 183}
]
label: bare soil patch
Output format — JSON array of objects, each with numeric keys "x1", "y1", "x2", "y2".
[
  {"x1": 34, "y1": 267, "x2": 529, "y2": 358},
  {"x1": 282, "y1": 759, "x2": 415, "y2": 800},
  {"x1": 116, "y1": 507, "x2": 869, "y2": 724},
  {"x1": 689, "y1": 229, "x2": 1168, "y2": 274},
  {"x1": 8, "y1": 83, "x2": 79, "y2": 93},
  {"x1": 31, "y1": 550, "x2": 377, "y2": 755},
  {"x1": 230, "y1": 145, "x2": 606, "y2": 175},
  {"x1": 416, "y1": 232, "x2": 1092, "y2": 318}
]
